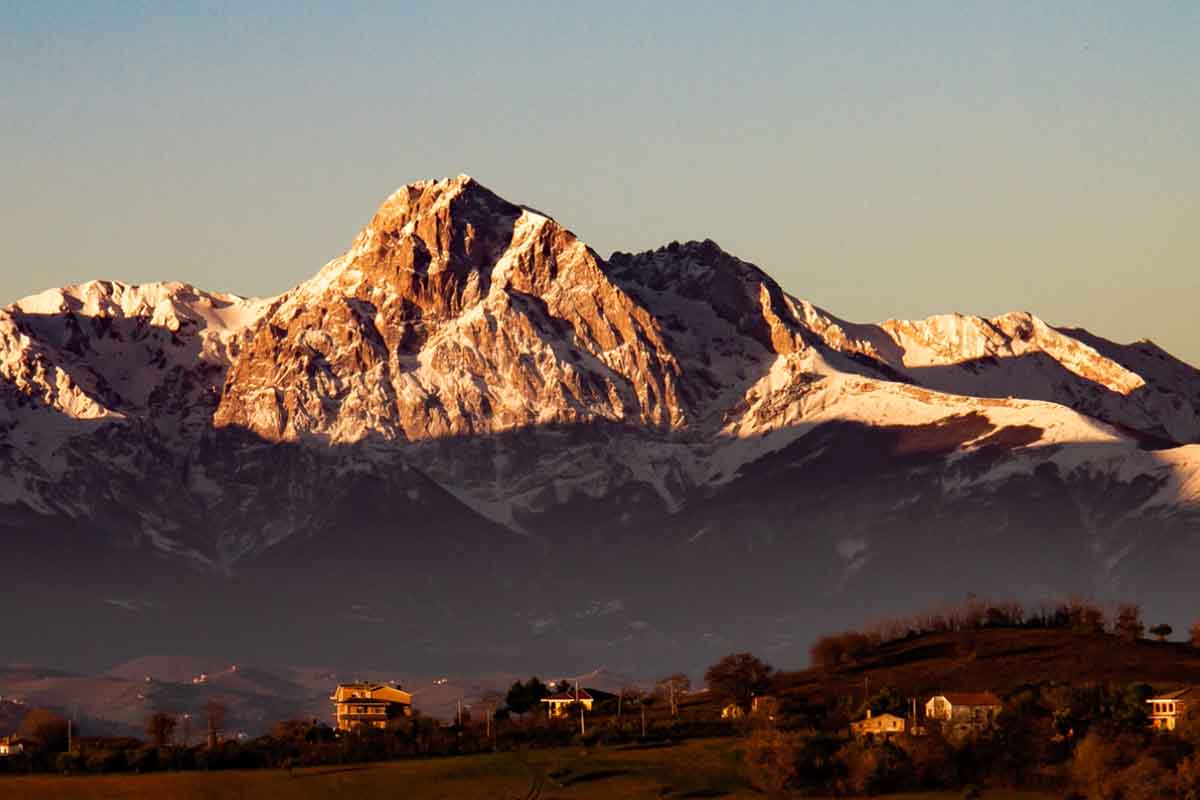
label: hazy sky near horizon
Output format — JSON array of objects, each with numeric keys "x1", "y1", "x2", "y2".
[{"x1": 3, "y1": 2, "x2": 1198, "y2": 363}]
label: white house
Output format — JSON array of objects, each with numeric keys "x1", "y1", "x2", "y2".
[{"x1": 925, "y1": 692, "x2": 1002, "y2": 735}]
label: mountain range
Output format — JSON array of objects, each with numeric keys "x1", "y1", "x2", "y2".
[{"x1": 2, "y1": 175, "x2": 1198, "y2": 682}]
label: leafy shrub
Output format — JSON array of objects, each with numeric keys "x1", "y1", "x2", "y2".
[
  {"x1": 127, "y1": 745, "x2": 159, "y2": 773},
  {"x1": 837, "y1": 739, "x2": 913, "y2": 796},
  {"x1": 1178, "y1": 754, "x2": 1200, "y2": 800},
  {"x1": 743, "y1": 728, "x2": 800, "y2": 795},
  {"x1": 85, "y1": 748, "x2": 127, "y2": 774}
]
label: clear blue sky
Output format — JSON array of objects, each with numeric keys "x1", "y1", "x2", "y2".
[{"x1": 3, "y1": 2, "x2": 1198, "y2": 363}]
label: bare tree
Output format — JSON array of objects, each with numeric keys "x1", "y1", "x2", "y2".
[
  {"x1": 146, "y1": 712, "x2": 177, "y2": 748},
  {"x1": 636, "y1": 691, "x2": 651, "y2": 738},
  {"x1": 203, "y1": 700, "x2": 227, "y2": 748},
  {"x1": 656, "y1": 673, "x2": 691, "y2": 718},
  {"x1": 618, "y1": 685, "x2": 642, "y2": 727},
  {"x1": 1113, "y1": 603, "x2": 1145, "y2": 642},
  {"x1": 479, "y1": 691, "x2": 504, "y2": 749}
]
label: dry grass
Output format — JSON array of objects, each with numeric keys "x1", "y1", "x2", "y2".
[
  {"x1": 0, "y1": 739, "x2": 747, "y2": 800},
  {"x1": 0, "y1": 739, "x2": 1058, "y2": 799}
]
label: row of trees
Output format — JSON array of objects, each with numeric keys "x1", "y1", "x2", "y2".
[
  {"x1": 1, "y1": 707, "x2": 742, "y2": 777},
  {"x1": 145, "y1": 700, "x2": 226, "y2": 748},
  {"x1": 744, "y1": 679, "x2": 1200, "y2": 797},
  {"x1": 501, "y1": 656, "x2": 771, "y2": 722},
  {"x1": 0, "y1": 701, "x2": 229, "y2": 774},
  {"x1": 747, "y1": 725, "x2": 1200, "y2": 797},
  {"x1": 1, "y1": 653, "x2": 779, "y2": 776}
]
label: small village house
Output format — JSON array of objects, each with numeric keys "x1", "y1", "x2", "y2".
[
  {"x1": 851, "y1": 710, "x2": 908, "y2": 739},
  {"x1": 925, "y1": 692, "x2": 1002, "y2": 735},
  {"x1": 330, "y1": 683, "x2": 413, "y2": 731},
  {"x1": 0, "y1": 736, "x2": 26, "y2": 756},
  {"x1": 751, "y1": 694, "x2": 779, "y2": 721},
  {"x1": 1147, "y1": 687, "x2": 1199, "y2": 731},
  {"x1": 541, "y1": 686, "x2": 595, "y2": 719}
]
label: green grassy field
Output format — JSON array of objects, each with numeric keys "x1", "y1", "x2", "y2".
[{"x1": 0, "y1": 739, "x2": 1056, "y2": 800}]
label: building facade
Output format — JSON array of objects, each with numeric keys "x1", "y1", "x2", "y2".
[
  {"x1": 751, "y1": 695, "x2": 779, "y2": 721},
  {"x1": 925, "y1": 692, "x2": 1002, "y2": 736},
  {"x1": 852, "y1": 711, "x2": 908, "y2": 738},
  {"x1": 330, "y1": 683, "x2": 413, "y2": 731},
  {"x1": 541, "y1": 688, "x2": 594, "y2": 718},
  {"x1": 1147, "y1": 688, "x2": 1198, "y2": 731},
  {"x1": 0, "y1": 736, "x2": 26, "y2": 756}
]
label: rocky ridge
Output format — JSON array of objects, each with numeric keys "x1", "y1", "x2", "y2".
[{"x1": 2, "y1": 175, "x2": 1199, "y2": 673}]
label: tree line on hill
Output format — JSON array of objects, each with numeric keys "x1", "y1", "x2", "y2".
[
  {"x1": 7, "y1": 598, "x2": 1200, "y2": 795},
  {"x1": 0, "y1": 654, "x2": 772, "y2": 777},
  {"x1": 810, "y1": 596, "x2": 1200, "y2": 668},
  {"x1": 743, "y1": 679, "x2": 1200, "y2": 797}
]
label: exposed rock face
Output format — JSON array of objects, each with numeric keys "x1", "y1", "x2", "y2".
[
  {"x1": 2, "y1": 175, "x2": 1199, "y2": 673},
  {"x1": 214, "y1": 177, "x2": 688, "y2": 443},
  {"x1": 1, "y1": 280, "x2": 266, "y2": 428}
]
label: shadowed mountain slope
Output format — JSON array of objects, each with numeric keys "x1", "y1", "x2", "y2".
[{"x1": 1, "y1": 175, "x2": 1198, "y2": 677}]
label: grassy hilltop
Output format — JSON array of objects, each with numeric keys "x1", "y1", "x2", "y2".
[{"x1": 778, "y1": 626, "x2": 1200, "y2": 710}]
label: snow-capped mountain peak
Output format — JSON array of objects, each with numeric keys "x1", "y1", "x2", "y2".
[{"x1": 2, "y1": 176, "x2": 1198, "y2": 574}]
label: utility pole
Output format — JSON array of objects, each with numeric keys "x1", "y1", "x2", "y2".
[{"x1": 575, "y1": 679, "x2": 585, "y2": 737}]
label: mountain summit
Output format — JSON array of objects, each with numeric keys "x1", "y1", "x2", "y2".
[{"x1": 2, "y1": 176, "x2": 1198, "y2": 673}]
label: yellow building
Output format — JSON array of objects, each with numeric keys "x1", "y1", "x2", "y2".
[
  {"x1": 1147, "y1": 688, "x2": 1198, "y2": 731},
  {"x1": 0, "y1": 736, "x2": 27, "y2": 756},
  {"x1": 541, "y1": 688, "x2": 595, "y2": 718},
  {"x1": 751, "y1": 695, "x2": 779, "y2": 721},
  {"x1": 331, "y1": 683, "x2": 413, "y2": 731},
  {"x1": 851, "y1": 711, "x2": 908, "y2": 738}
]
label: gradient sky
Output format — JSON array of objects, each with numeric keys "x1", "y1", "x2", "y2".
[{"x1": 3, "y1": 2, "x2": 1198, "y2": 363}]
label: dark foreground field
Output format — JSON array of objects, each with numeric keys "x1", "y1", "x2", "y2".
[{"x1": 0, "y1": 739, "x2": 1053, "y2": 800}]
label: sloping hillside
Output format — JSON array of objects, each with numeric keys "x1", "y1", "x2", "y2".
[{"x1": 778, "y1": 628, "x2": 1200, "y2": 707}]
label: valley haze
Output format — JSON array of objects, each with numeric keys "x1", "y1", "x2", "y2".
[{"x1": 1, "y1": 176, "x2": 1198, "y2": 722}]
